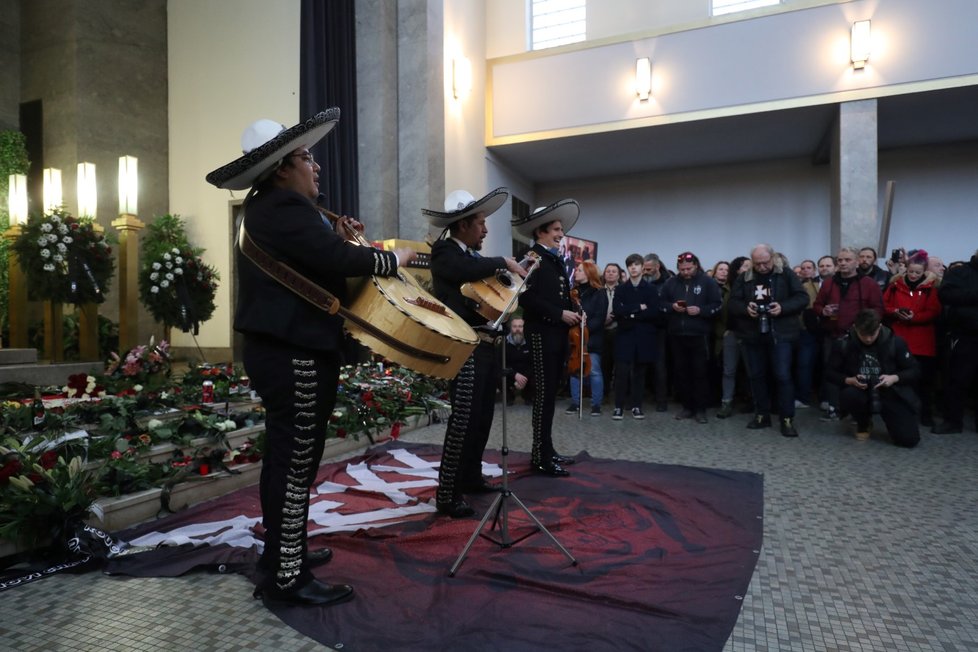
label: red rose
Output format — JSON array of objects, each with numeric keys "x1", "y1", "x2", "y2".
[
  {"x1": 0, "y1": 458, "x2": 23, "y2": 484},
  {"x1": 336, "y1": 428, "x2": 347, "y2": 439},
  {"x1": 40, "y1": 450, "x2": 59, "y2": 469}
]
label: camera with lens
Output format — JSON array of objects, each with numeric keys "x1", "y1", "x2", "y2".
[{"x1": 756, "y1": 303, "x2": 772, "y2": 334}]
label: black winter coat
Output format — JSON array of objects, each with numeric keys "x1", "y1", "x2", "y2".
[
  {"x1": 939, "y1": 255, "x2": 978, "y2": 336},
  {"x1": 826, "y1": 325, "x2": 920, "y2": 411},
  {"x1": 728, "y1": 265, "x2": 809, "y2": 342},
  {"x1": 659, "y1": 270, "x2": 722, "y2": 337},
  {"x1": 613, "y1": 278, "x2": 659, "y2": 363}
]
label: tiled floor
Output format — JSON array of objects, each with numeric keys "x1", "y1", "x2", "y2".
[{"x1": 2, "y1": 401, "x2": 977, "y2": 651}]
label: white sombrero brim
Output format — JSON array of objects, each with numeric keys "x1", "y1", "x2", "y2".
[
  {"x1": 512, "y1": 198, "x2": 580, "y2": 241},
  {"x1": 205, "y1": 109, "x2": 340, "y2": 190},
  {"x1": 421, "y1": 187, "x2": 510, "y2": 229}
]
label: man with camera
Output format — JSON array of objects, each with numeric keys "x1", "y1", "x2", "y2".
[
  {"x1": 826, "y1": 309, "x2": 920, "y2": 446},
  {"x1": 728, "y1": 244, "x2": 810, "y2": 437}
]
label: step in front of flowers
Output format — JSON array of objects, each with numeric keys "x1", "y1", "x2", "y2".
[
  {"x1": 1, "y1": 412, "x2": 441, "y2": 558},
  {"x1": 87, "y1": 463, "x2": 264, "y2": 532},
  {"x1": 81, "y1": 426, "x2": 377, "y2": 533}
]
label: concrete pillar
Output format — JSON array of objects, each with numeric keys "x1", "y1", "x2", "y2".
[
  {"x1": 356, "y1": 0, "x2": 444, "y2": 242},
  {"x1": 830, "y1": 99, "x2": 878, "y2": 252}
]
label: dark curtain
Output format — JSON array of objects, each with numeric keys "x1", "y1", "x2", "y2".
[{"x1": 300, "y1": 0, "x2": 358, "y2": 218}]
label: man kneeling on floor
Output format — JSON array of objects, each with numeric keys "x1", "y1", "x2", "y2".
[{"x1": 826, "y1": 308, "x2": 921, "y2": 447}]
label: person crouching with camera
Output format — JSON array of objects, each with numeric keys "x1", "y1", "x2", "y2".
[{"x1": 826, "y1": 309, "x2": 921, "y2": 447}]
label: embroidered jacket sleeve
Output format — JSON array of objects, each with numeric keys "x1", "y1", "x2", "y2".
[{"x1": 246, "y1": 189, "x2": 398, "y2": 280}]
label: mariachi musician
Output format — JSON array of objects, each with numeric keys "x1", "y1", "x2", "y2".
[
  {"x1": 513, "y1": 200, "x2": 582, "y2": 477},
  {"x1": 206, "y1": 110, "x2": 417, "y2": 608},
  {"x1": 423, "y1": 189, "x2": 528, "y2": 518}
]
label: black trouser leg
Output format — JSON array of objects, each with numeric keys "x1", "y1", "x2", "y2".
[
  {"x1": 530, "y1": 333, "x2": 564, "y2": 465},
  {"x1": 244, "y1": 337, "x2": 338, "y2": 592},
  {"x1": 438, "y1": 342, "x2": 499, "y2": 503},
  {"x1": 880, "y1": 393, "x2": 920, "y2": 448},
  {"x1": 839, "y1": 386, "x2": 871, "y2": 428},
  {"x1": 942, "y1": 335, "x2": 978, "y2": 427}
]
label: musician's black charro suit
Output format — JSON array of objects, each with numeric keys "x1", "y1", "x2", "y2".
[
  {"x1": 518, "y1": 243, "x2": 574, "y2": 471},
  {"x1": 237, "y1": 186, "x2": 398, "y2": 594},
  {"x1": 430, "y1": 238, "x2": 511, "y2": 511}
]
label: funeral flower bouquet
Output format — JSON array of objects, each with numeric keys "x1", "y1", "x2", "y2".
[
  {"x1": 138, "y1": 214, "x2": 219, "y2": 334},
  {"x1": 12, "y1": 209, "x2": 114, "y2": 304}
]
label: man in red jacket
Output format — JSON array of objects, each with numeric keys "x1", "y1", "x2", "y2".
[{"x1": 813, "y1": 247, "x2": 883, "y2": 420}]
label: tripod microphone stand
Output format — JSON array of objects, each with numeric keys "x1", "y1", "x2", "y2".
[{"x1": 449, "y1": 259, "x2": 578, "y2": 576}]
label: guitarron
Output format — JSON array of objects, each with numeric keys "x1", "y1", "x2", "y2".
[{"x1": 326, "y1": 211, "x2": 479, "y2": 379}]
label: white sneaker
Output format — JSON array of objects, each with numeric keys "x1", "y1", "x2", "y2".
[
  {"x1": 819, "y1": 401, "x2": 830, "y2": 411},
  {"x1": 794, "y1": 400, "x2": 810, "y2": 409}
]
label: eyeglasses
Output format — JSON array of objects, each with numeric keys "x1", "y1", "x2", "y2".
[
  {"x1": 677, "y1": 253, "x2": 695, "y2": 264},
  {"x1": 288, "y1": 152, "x2": 315, "y2": 165}
]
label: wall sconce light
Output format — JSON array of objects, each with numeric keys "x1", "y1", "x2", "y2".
[
  {"x1": 43, "y1": 167, "x2": 62, "y2": 214},
  {"x1": 118, "y1": 155, "x2": 138, "y2": 215},
  {"x1": 635, "y1": 57, "x2": 652, "y2": 101},
  {"x1": 453, "y1": 56, "x2": 472, "y2": 99},
  {"x1": 850, "y1": 20, "x2": 871, "y2": 69},
  {"x1": 7, "y1": 174, "x2": 28, "y2": 225},
  {"x1": 77, "y1": 162, "x2": 97, "y2": 218}
]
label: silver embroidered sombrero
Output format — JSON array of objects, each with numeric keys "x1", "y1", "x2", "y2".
[
  {"x1": 422, "y1": 187, "x2": 510, "y2": 229},
  {"x1": 511, "y1": 198, "x2": 580, "y2": 241},
  {"x1": 205, "y1": 108, "x2": 340, "y2": 190}
]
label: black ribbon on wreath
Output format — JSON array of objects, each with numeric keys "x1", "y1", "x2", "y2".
[
  {"x1": 174, "y1": 275, "x2": 200, "y2": 335},
  {"x1": 67, "y1": 254, "x2": 102, "y2": 302}
]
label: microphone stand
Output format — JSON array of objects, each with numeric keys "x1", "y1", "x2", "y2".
[{"x1": 449, "y1": 257, "x2": 578, "y2": 576}]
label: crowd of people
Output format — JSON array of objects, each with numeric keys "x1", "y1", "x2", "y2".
[
  {"x1": 506, "y1": 243, "x2": 978, "y2": 446},
  {"x1": 210, "y1": 103, "x2": 975, "y2": 608}
]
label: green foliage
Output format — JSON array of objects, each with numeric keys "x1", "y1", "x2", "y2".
[
  {"x1": 330, "y1": 363, "x2": 449, "y2": 440},
  {"x1": 0, "y1": 130, "x2": 31, "y2": 333},
  {"x1": 0, "y1": 439, "x2": 96, "y2": 549}
]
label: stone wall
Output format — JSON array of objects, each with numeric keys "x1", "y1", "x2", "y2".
[
  {"x1": 17, "y1": 0, "x2": 169, "y2": 343},
  {"x1": 0, "y1": 2, "x2": 20, "y2": 130}
]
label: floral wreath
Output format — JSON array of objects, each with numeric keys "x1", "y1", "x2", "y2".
[
  {"x1": 12, "y1": 209, "x2": 115, "y2": 304},
  {"x1": 138, "y1": 215, "x2": 219, "y2": 334}
]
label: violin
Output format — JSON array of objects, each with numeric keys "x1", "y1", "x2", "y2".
[{"x1": 567, "y1": 286, "x2": 591, "y2": 377}]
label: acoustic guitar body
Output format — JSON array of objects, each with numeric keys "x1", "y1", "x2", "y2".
[
  {"x1": 460, "y1": 271, "x2": 521, "y2": 322},
  {"x1": 345, "y1": 269, "x2": 478, "y2": 380}
]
